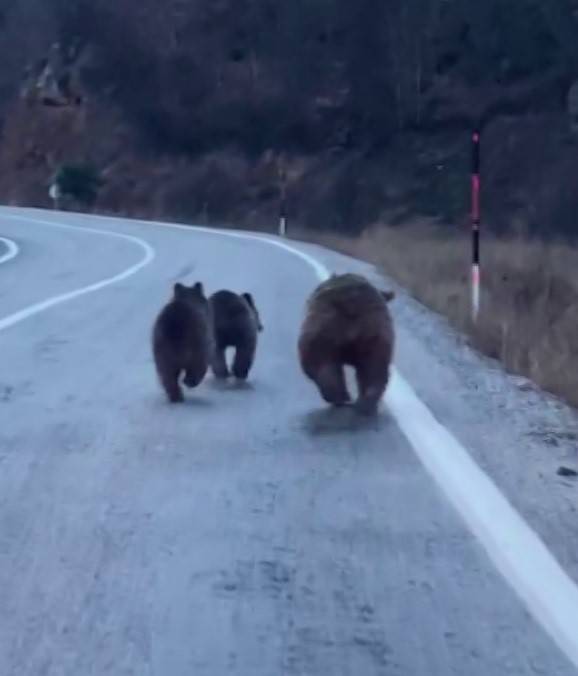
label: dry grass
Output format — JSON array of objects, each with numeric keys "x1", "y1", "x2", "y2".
[{"x1": 295, "y1": 223, "x2": 578, "y2": 407}]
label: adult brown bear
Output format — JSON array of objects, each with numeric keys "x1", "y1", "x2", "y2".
[{"x1": 298, "y1": 273, "x2": 395, "y2": 414}]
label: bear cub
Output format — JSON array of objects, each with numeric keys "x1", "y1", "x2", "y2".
[
  {"x1": 152, "y1": 282, "x2": 213, "y2": 402},
  {"x1": 209, "y1": 289, "x2": 263, "y2": 381}
]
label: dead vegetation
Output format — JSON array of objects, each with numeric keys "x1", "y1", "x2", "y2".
[{"x1": 296, "y1": 223, "x2": 578, "y2": 407}]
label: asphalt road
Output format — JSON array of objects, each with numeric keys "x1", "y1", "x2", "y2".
[{"x1": 0, "y1": 207, "x2": 576, "y2": 675}]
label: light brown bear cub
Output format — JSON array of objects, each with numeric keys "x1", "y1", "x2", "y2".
[
  {"x1": 152, "y1": 282, "x2": 213, "y2": 402},
  {"x1": 209, "y1": 290, "x2": 263, "y2": 381},
  {"x1": 298, "y1": 273, "x2": 395, "y2": 415}
]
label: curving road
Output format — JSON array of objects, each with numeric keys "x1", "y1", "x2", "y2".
[{"x1": 0, "y1": 207, "x2": 577, "y2": 675}]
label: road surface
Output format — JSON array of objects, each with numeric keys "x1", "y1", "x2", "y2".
[{"x1": 0, "y1": 207, "x2": 577, "y2": 675}]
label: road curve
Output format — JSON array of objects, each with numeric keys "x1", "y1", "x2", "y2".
[{"x1": 0, "y1": 207, "x2": 577, "y2": 676}]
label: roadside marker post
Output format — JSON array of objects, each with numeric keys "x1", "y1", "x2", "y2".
[{"x1": 471, "y1": 129, "x2": 481, "y2": 322}]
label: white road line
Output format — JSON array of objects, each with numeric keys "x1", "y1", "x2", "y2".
[
  {"x1": 0, "y1": 236, "x2": 19, "y2": 265},
  {"x1": 0, "y1": 215, "x2": 155, "y2": 333},
  {"x1": 5, "y1": 210, "x2": 578, "y2": 668}
]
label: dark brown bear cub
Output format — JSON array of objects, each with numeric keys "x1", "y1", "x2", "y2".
[
  {"x1": 152, "y1": 282, "x2": 212, "y2": 402},
  {"x1": 209, "y1": 290, "x2": 263, "y2": 381},
  {"x1": 298, "y1": 273, "x2": 395, "y2": 415}
]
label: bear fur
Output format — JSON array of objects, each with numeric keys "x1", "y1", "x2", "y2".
[
  {"x1": 298, "y1": 273, "x2": 395, "y2": 414},
  {"x1": 209, "y1": 289, "x2": 263, "y2": 380},
  {"x1": 152, "y1": 282, "x2": 213, "y2": 402}
]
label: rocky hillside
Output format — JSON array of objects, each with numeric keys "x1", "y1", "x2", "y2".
[{"x1": 2, "y1": 0, "x2": 578, "y2": 236}]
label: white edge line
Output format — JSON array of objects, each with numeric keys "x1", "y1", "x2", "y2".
[
  {"x1": 0, "y1": 215, "x2": 155, "y2": 332},
  {"x1": 0, "y1": 236, "x2": 20, "y2": 265},
  {"x1": 5, "y1": 210, "x2": 578, "y2": 668}
]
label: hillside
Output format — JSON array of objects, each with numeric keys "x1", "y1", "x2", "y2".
[{"x1": 2, "y1": 0, "x2": 578, "y2": 236}]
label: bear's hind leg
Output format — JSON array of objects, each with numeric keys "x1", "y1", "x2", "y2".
[
  {"x1": 232, "y1": 341, "x2": 256, "y2": 380},
  {"x1": 355, "y1": 356, "x2": 389, "y2": 415},
  {"x1": 184, "y1": 361, "x2": 207, "y2": 388},
  {"x1": 210, "y1": 346, "x2": 230, "y2": 380},
  {"x1": 159, "y1": 364, "x2": 185, "y2": 403},
  {"x1": 315, "y1": 362, "x2": 351, "y2": 406}
]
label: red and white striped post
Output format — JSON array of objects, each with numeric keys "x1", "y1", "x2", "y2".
[{"x1": 471, "y1": 129, "x2": 481, "y2": 322}]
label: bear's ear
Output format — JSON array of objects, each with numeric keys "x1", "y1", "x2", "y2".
[
  {"x1": 242, "y1": 292, "x2": 256, "y2": 309},
  {"x1": 174, "y1": 282, "x2": 186, "y2": 299},
  {"x1": 192, "y1": 281, "x2": 205, "y2": 296},
  {"x1": 243, "y1": 293, "x2": 263, "y2": 332},
  {"x1": 381, "y1": 290, "x2": 395, "y2": 303}
]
